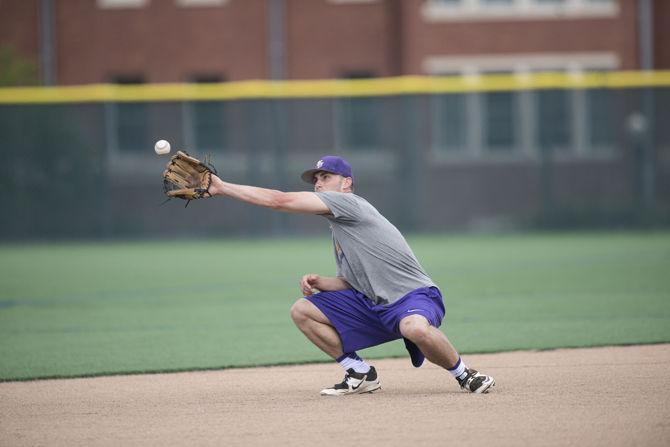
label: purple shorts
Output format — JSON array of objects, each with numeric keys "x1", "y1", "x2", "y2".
[{"x1": 305, "y1": 286, "x2": 445, "y2": 367}]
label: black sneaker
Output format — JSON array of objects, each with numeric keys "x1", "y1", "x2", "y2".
[
  {"x1": 320, "y1": 366, "x2": 381, "y2": 396},
  {"x1": 458, "y1": 368, "x2": 495, "y2": 394}
]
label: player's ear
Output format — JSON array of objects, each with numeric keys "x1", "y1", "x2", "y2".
[{"x1": 343, "y1": 177, "x2": 353, "y2": 191}]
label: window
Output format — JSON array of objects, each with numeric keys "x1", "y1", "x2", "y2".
[
  {"x1": 433, "y1": 69, "x2": 520, "y2": 154},
  {"x1": 339, "y1": 98, "x2": 379, "y2": 150},
  {"x1": 537, "y1": 90, "x2": 570, "y2": 151},
  {"x1": 338, "y1": 72, "x2": 380, "y2": 150},
  {"x1": 191, "y1": 74, "x2": 224, "y2": 84},
  {"x1": 432, "y1": 94, "x2": 467, "y2": 152},
  {"x1": 190, "y1": 74, "x2": 227, "y2": 152},
  {"x1": 587, "y1": 89, "x2": 616, "y2": 148},
  {"x1": 340, "y1": 70, "x2": 376, "y2": 79},
  {"x1": 656, "y1": 89, "x2": 670, "y2": 149},
  {"x1": 424, "y1": 53, "x2": 621, "y2": 158},
  {"x1": 112, "y1": 75, "x2": 148, "y2": 152},
  {"x1": 485, "y1": 92, "x2": 516, "y2": 150}
]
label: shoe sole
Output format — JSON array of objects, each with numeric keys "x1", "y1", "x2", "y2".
[
  {"x1": 320, "y1": 381, "x2": 382, "y2": 396},
  {"x1": 473, "y1": 378, "x2": 495, "y2": 394}
]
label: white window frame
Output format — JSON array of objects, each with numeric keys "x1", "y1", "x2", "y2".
[
  {"x1": 424, "y1": 52, "x2": 619, "y2": 75},
  {"x1": 422, "y1": 0, "x2": 618, "y2": 22},
  {"x1": 326, "y1": 0, "x2": 380, "y2": 4},
  {"x1": 97, "y1": 0, "x2": 149, "y2": 9},
  {"x1": 175, "y1": 0, "x2": 229, "y2": 7}
]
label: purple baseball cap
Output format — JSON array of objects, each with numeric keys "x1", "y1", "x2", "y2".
[{"x1": 301, "y1": 156, "x2": 354, "y2": 184}]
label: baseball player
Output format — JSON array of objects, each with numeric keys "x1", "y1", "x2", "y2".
[{"x1": 164, "y1": 153, "x2": 495, "y2": 395}]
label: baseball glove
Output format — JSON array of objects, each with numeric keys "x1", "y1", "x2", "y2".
[{"x1": 162, "y1": 151, "x2": 217, "y2": 204}]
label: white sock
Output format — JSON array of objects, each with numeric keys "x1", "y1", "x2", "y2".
[
  {"x1": 337, "y1": 354, "x2": 371, "y2": 374},
  {"x1": 447, "y1": 357, "x2": 468, "y2": 381}
]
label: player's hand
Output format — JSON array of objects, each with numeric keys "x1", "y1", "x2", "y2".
[
  {"x1": 300, "y1": 273, "x2": 320, "y2": 296},
  {"x1": 207, "y1": 174, "x2": 223, "y2": 196}
]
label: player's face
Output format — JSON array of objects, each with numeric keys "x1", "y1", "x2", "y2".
[{"x1": 313, "y1": 171, "x2": 345, "y2": 192}]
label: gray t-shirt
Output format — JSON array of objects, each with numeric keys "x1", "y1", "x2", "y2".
[{"x1": 315, "y1": 191, "x2": 435, "y2": 305}]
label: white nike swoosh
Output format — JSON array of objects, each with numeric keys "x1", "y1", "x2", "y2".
[
  {"x1": 406, "y1": 309, "x2": 422, "y2": 313},
  {"x1": 351, "y1": 374, "x2": 367, "y2": 390}
]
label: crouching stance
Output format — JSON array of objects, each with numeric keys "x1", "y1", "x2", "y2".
[{"x1": 208, "y1": 155, "x2": 495, "y2": 396}]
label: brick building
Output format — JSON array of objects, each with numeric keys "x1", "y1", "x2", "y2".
[
  {"x1": 1, "y1": 0, "x2": 668, "y2": 86},
  {"x1": 2, "y1": 0, "x2": 669, "y2": 237}
]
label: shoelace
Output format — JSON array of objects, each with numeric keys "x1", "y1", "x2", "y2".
[
  {"x1": 460, "y1": 370, "x2": 476, "y2": 388},
  {"x1": 332, "y1": 372, "x2": 352, "y2": 389}
]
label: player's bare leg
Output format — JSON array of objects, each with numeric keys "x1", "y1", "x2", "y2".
[
  {"x1": 399, "y1": 315, "x2": 460, "y2": 368},
  {"x1": 399, "y1": 314, "x2": 495, "y2": 393},
  {"x1": 290, "y1": 298, "x2": 343, "y2": 358},
  {"x1": 290, "y1": 298, "x2": 381, "y2": 396}
]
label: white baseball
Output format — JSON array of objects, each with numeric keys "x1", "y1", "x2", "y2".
[{"x1": 154, "y1": 139, "x2": 171, "y2": 155}]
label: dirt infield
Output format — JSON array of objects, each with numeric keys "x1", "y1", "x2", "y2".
[{"x1": 1, "y1": 344, "x2": 669, "y2": 447}]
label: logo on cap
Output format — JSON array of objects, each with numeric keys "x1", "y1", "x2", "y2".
[{"x1": 316, "y1": 160, "x2": 324, "y2": 169}]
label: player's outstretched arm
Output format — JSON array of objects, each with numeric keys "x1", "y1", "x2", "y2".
[{"x1": 208, "y1": 174, "x2": 330, "y2": 215}]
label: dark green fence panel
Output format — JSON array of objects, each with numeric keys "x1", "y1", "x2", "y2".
[{"x1": 1, "y1": 87, "x2": 669, "y2": 240}]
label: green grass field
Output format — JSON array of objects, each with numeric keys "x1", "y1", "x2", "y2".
[{"x1": 1, "y1": 231, "x2": 669, "y2": 381}]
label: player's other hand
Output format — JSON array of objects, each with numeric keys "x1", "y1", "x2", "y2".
[{"x1": 300, "y1": 273, "x2": 320, "y2": 296}]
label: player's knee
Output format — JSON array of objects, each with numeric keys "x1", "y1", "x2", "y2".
[
  {"x1": 399, "y1": 316, "x2": 430, "y2": 344},
  {"x1": 290, "y1": 299, "x2": 310, "y2": 325}
]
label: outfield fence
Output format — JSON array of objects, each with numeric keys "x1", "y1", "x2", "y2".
[{"x1": 1, "y1": 72, "x2": 669, "y2": 239}]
